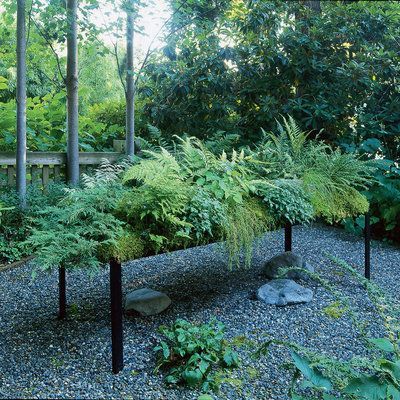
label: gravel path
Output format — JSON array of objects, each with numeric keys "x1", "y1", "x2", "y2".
[{"x1": 0, "y1": 224, "x2": 399, "y2": 399}]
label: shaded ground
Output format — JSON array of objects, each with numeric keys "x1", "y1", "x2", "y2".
[{"x1": 0, "y1": 224, "x2": 399, "y2": 399}]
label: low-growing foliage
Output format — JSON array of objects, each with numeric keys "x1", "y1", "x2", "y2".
[
  {"x1": 252, "y1": 116, "x2": 373, "y2": 222},
  {"x1": 154, "y1": 319, "x2": 240, "y2": 392},
  {"x1": 258, "y1": 257, "x2": 400, "y2": 399}
]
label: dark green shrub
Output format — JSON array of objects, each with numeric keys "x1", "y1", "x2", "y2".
[{"x1": 344, "y1": 161, "x2": 400, "y2": 243}]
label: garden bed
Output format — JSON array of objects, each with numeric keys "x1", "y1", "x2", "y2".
[{"x1": 0, "y1": 224, "x2": 399, "y2": 399}]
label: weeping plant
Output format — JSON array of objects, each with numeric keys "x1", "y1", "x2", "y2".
[{"x1": 253, "y1": 116, "x2": 374, "y2": 222}]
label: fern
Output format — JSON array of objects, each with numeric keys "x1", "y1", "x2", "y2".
[
  {"x1": 255, "y1": 116, "x2": 374, "y2": 221},
  {"x1": 224, "y1": 198, "x2": 273, "y2": 269}
]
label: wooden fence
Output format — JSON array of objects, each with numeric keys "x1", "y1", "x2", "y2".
[{"x1": 0, "y1": 151, "x2": 123, "y2": 188}]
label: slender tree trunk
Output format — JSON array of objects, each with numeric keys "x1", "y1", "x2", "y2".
[
  {"x1": 125, "y1": 4, "x2": 135, "y2": 157},
  {"x1": 66, "y1": 0, "x2": 79, "y2": 185},
  {"x1": 16, "y1": 0, "x2": 27, "y2": 208},
  {"x1": 304, "y1": 0, "x2": 321, "y2": 13}
]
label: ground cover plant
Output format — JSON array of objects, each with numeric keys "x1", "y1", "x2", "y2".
[
  {"x1": 257, "y1": 257, "x2": 400, "y2": 399},
  {"x1": 26, "y1": 118, "x2": 373, "y2": 274},
  {"x1": 154, "y1": 319, "x2": 240, "y2": 392}
]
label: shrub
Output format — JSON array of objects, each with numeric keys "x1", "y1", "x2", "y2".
[
  {"x1": 344, "y1": 160, "x2": 400, "y2": 243},
  {"x1": 154, "y1": 319, "x2": 240, "y2": 392}
]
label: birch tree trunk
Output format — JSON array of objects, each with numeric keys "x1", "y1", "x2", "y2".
[
  {"x1": 304, "y1": 1, "x2": 321, "y2": 13},
  {"x1": 16, "y1": 0, "x2": 27, "y2": 208},
  {"x1": 125, "y1": 4, "x2": 135, "y2": 157},
  {"x1": 66, "y1": 0, "x2": 79, "y2": 185}
]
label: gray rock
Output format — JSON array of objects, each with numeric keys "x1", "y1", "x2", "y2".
[
  {"x1": 125, "y1": 288, "x2": 171, "y2": 316},
  {"x1": 263, "y1": 251, "x2": 314, "y2": 280},
  {"x1": 257, "y1": 279, "x2": 313, "y2": 306}
]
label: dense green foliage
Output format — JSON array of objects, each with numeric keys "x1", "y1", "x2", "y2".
[
  {"x1": 24, "y1": 120, "x2": 372, "y2": 272},
  {"x1": 1, "y1": 0, "x2": 398, "y2": 240},
  {"x1": 26, "y1": 162, "x2": 128, "y2": 271},
  {"x1": 258, "y1": 257, "x2": 400, "y2": 399},
  {"x1": 0, "y1": 184, "x2": 65, "y2": 264},
  {"x1": 154, "y1": 319, "x2": 240, "y2": 392}
]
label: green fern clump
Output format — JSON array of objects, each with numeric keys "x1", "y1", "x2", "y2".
[
  {"x1": 253, "y1": 116, "x2": 373, "y2": 222},
  {"x1": 303, "y1": 150, "x2": 371, "y2": 221},
  {"x1": 119, "y1": 149, "x2": 194, "y2": 253},
  {"x1": 26, "y1": 162, "x2": 129, "y2": 273},
  {"x1": 224, "y1": 198, "x2": 273, "y2": 269}
]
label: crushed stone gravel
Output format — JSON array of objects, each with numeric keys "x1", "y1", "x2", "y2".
[{"x1": 0, "y1": 223, "x2": 399, "y2": 399}]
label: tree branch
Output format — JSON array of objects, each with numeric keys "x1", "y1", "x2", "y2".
[{"x1": 30, "y1": 17, "x2": 66, "y2": 84}]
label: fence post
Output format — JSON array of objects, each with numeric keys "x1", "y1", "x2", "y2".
[
  {"x1": 284, "y1": 222, "x2": 292, "y2": 252},
  {"x1": 110, "y1": 258, "x2": 124, "y2": 374},
  {"x1": 364, "y1": 213, "x2": 371, "y2": 280},
  {"x1": 58, "y1": 266, "x2": 67, "y2": 319}
]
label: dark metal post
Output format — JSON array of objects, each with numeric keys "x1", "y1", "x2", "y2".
[
  {"x1": 58, "y1": 266, "x2": 66, "y2": 319},
  {"x1": 364, "y1": 213, "x2": 371, "y2": 280},
  {"x1": 284, "y1": 222, "x2": 292, "y2": 252},
  {"x1": 110, "y1": 258, "x2": 123, "y2": 374}
]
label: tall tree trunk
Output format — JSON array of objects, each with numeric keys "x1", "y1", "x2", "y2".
[
  {"x1": 125, "y1": 4, "x2": 135, "y2": 157},
  {"x1": 16, "y1": 0, "x2": 27, "y2": 208},
  {"x1": 304, "y1": 1, "x2": 321, "y2": 13},
  {"x1": 66, "y1": 0, "x2": 79, "y2": 185}
]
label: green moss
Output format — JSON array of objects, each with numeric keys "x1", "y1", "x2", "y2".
[
  {"x1": 322, "y1": 301, "x2": 348, "y2": 319},
  {"x1": 98, "y1": 231, "x2": 145, "y2": 263}
]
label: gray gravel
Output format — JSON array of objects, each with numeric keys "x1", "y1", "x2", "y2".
[{"x1": 0, "y1": 224, "x2": 399, "y2": 399}]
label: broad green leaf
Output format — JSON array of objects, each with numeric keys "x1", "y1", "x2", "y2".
[
  {"x1": 388, "y1": 384, "x2": 400, "y2": 400},
  {"x1": 290, "y1": 351, "x2": 332, "y2": 391},
  {"x1": 369, "y1": 338, "x2": 395, "y2": 353},
  {"x1": 345, "y1": 375, "x2": 388, "y2": 399},
  {"x1": 378, "y1": 359, "x2": 400, "y2": 382},
  {"x1": 182, "y1": 369, "x2": 203, "y2": 387}
]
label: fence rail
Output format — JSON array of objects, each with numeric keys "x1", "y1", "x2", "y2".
[{"x1": 0, "y1": 151, "x2": 123, "y2": 188}]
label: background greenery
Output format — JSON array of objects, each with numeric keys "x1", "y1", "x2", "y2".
[{"x1": 0, "y1": 0, "x2": 399, "y2": 242}]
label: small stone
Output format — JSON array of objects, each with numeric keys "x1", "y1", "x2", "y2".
[
  {"x1": 257, "y1": 279, "x2": 313, "y2": 306},
  {"x1": 125, "y1": 288, "x2": 171, "y2": 316},
  {"x1": 263, "y1": 251, "x2": 314, "y2": 280}
]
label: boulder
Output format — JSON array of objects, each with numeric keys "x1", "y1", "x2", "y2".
[
  {"x1": 263, "y1": 251, "x2": 314, "y2": 280},
  {"x1": 257, "y1": 279, "x2": 313, "y2": 306},
  {"x1": 125, "y1": 288, "x2": 171, "y2": 316}
]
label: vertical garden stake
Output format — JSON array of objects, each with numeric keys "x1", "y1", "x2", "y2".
[
  {"x1": 364, "y1": 213, "x2": 371, "y2": 280},
  {"x1": 285, "y1": 222, "x2": 292, "y2": 252},
  {"x1": 58, "y1": 266, "x2": 66, "y2": 319},
  {"x1": 110, "y1": 258, "x2": 123, "y2": 374}
]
